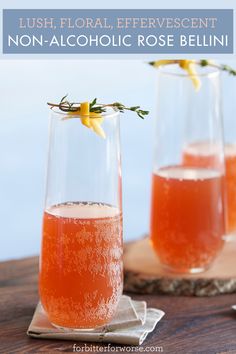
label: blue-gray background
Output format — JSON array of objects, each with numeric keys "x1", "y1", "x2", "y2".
[{"x1": 1, "y1": 58, "x2": 236, "y2": 261}]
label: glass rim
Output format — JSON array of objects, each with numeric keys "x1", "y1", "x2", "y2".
[
  {"x1": 157, "y1": 63, "x2": 220, "y2": 78},
  {"x1": 50, "y1": 106, "x2": 120, "y2": 119}
]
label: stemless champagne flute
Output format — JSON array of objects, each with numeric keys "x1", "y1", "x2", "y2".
[
  {"x1": 150, "y1": 64, "x2": 226, "y2": 274},
  {"x1": 222, "y1": 69, "x2": 236, "y2": 239},
  {"x1": 39, "y1": 107, "x2": 123, "y2": 330}
]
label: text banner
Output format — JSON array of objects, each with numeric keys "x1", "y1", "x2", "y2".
[{"x1": 2, "y1": 9, "x2": 234, "y2": 54}]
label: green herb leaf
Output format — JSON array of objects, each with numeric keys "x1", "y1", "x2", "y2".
[{"x1": 47, "y1": 97, "x2": 149, "y2": 120}]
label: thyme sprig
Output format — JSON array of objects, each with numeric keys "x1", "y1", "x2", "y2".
[
  {"x1": 149, "y1": 59, "x2": 236, "y2": 76},
  {"x1": 199, "y1": 60, "x2": 236, "y2": 76},
  {"x1": 47, "y1": 96, "x2": 149, "y2": 119}
]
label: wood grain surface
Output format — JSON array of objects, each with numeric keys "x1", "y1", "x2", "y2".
[
  {"x1": 124, "y1": 237, "x2": 236, "y2": 296},
  {"x1": 1, "y1": 256, "x2": 236, "y2": 353}
]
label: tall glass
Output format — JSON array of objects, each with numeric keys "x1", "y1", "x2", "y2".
[
  {"x1": 222, "y1": 69, "x2": 236, "y2": 239},
  {"x1": 39, "y1": 108, "x2": 123, "y2": 330},
  {"x1": 150, "y1": 65, "x2": 226, "y2": 274}
]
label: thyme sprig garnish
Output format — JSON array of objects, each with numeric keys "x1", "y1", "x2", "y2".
[
  {"x1": 199, "y1": 60, "x2": 236, "y2": 76},
  {"x1": 149, "y1": 59, "x2": 236, "y2": 91},
  {"x1": 47, "y1": 96, "x2": 149, "y2": 119},
  {"x1": 149, "y1": 59, "x2": 236, "y2": 76}
]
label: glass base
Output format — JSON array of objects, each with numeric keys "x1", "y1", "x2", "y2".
[
  {"x1": 52, "y1": 322, "x2": 97, "y2": 331},
  {"x1": 161, "y1": 262, "x2": 208, "y2": 274},
  {"x1": 223, "y1": 233, "x2": 236, "y2": 242}
]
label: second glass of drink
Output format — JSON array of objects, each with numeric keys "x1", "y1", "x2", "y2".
[{"x1": 150, "y1": 64, "x2": 226, "y2": 273}]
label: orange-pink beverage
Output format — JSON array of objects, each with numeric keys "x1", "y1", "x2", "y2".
[
  {"x1": 39, "y1": 202, "x2": 123, "y2": 329},
  {"x1": 150, "y1": 166, "x2": 225, "y2": 273},
  {"x1": 225, "y1": 145, "x2": 236, "y2": 233},
  {"x1": 183, "y1": 142, "x2": 236, "y2": 234},
  {"x1": 182, "y1": 142, "x2": 222, "y2": 169}
]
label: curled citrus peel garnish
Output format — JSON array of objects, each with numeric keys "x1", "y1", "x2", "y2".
[
  {"x1": 58, "y1": 102, "x2": 106, "y2": 139},
  {"x1": 179, "y1": 60, "x2": 201, "y2": 91},
  {"x1": 150, "y1": 59, "x2": 201, "y2": 91},
  {"x1": 63, "y1": 101, "x2": 106, "y2": 138},
  {"x1": 80, "y1": 102, "x2": 105, "y2": 139}
]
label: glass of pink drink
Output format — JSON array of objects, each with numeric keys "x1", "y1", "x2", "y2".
[
  {"x1": 39, "y1": 107, "x2": 123, "y2": 330},
  {"x1": 150, "y1": 64, "x2": 226, "y2": 273},
  {"x1": 183, "y1": 141, "x2": 236, "y2": 238}
]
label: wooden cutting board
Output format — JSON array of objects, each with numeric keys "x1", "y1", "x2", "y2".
[{"x1": 124, "y1": 236, "x2": 236, "y2": 296}]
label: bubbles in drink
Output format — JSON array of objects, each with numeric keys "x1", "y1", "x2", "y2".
[
  {"x1": 39, "y1": 202, "x2": 123, "y2": 329},
  {"x1": 150, "y1": 166, "x2": 225, "y2": 273}
]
